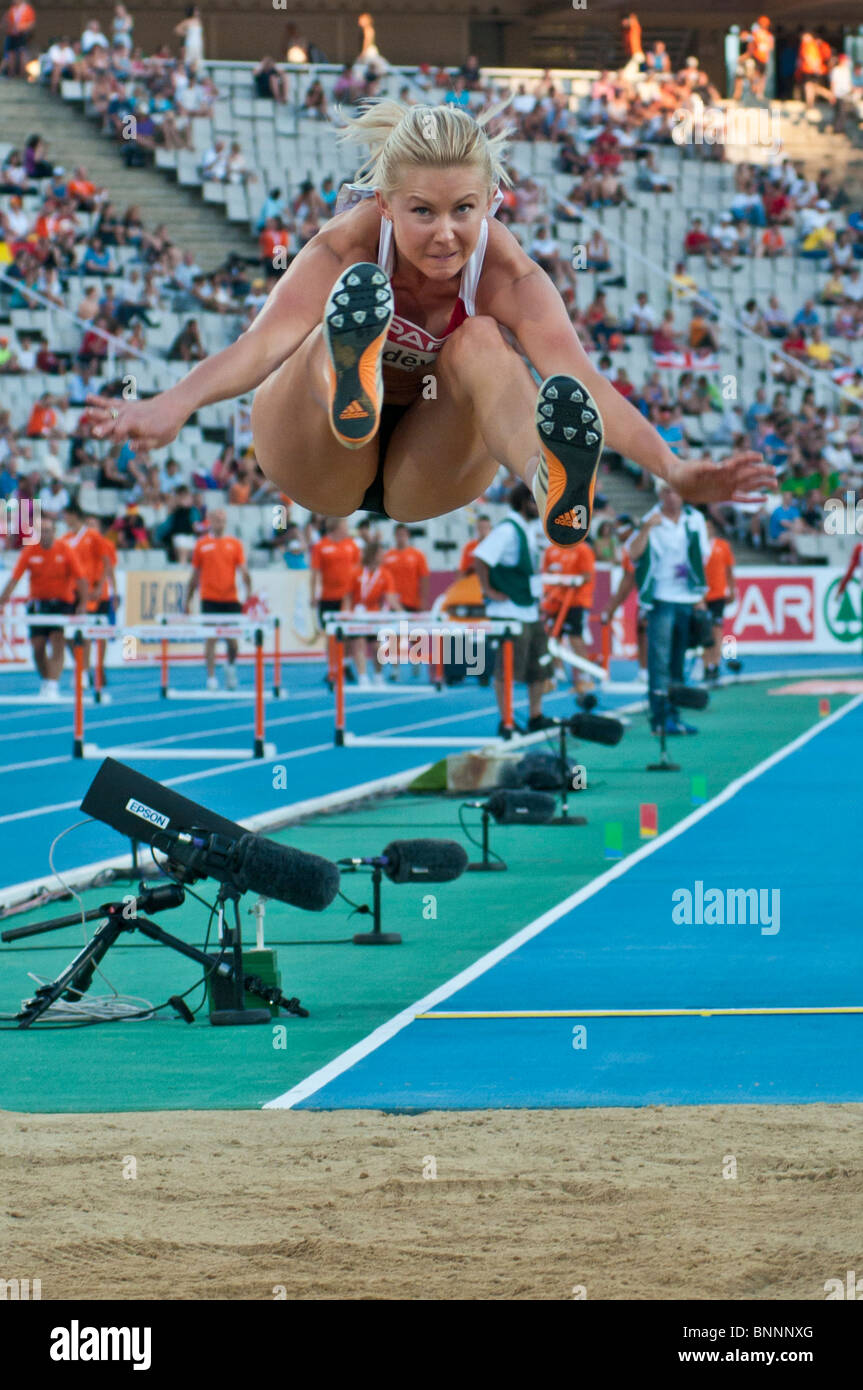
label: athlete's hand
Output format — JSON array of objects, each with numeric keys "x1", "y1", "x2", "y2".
[
  {"x1": 668, "y1": 452, "x2": 777, "y2": 504},
  {"x1": 82, "y1": 393, "x2": 186, "y2": 451}
]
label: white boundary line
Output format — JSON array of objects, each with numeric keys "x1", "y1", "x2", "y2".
[{"x1": 263, "y1": 692, "x2": 863, "y2": 1109}]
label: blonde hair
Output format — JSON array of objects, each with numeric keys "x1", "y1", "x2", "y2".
[{"x1": 336, "y1": 97, "x2": 514, "y2": 200}]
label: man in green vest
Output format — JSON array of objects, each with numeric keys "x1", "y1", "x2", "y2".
[
  {"x1": 472, "y1": 481, "x2": 556, "y2": 735},
  {"x1": 627, "y1": 484, "x2": 709, "y2": 735}
]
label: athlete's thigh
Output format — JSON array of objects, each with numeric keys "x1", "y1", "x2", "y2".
[
  {"x1": 251, "y1": 324, "x2": 379, "y2": 514},
  {"x1": 381, "y1": 375, "x2": 499, "y2": 522}
]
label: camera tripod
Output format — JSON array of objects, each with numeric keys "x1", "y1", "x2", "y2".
[{"x1": 2, "y1": 881, "x2": 307, "y2": 1028}]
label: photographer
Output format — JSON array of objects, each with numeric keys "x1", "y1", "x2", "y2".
[{"x1": 627, "y1": 485, "x2": 709, "y2": 735}]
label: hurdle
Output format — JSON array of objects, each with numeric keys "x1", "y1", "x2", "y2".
[
  {"x1": 323, "y1": 611, "x2": 522, "y2": 748},
  {"x1": 540, "y1": 577, "x2": 646, "y2": 696},
  {"x1": 71, "y1": 622, "x2": 277, "y2": 761},
  {"x1": 0, "y1": 614, "x2": 115, "y2": 706},
  {"x1": 142, "y1": 613, "x2": 285, "y2": 700}
]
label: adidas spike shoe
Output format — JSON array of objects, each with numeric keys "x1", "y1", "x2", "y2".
[
  {"x1": 533, "y1": 374, "x2": 604, "y2": 545},
  {"x1": 323, "y1": 262, "x2": 394, "y2": 449}
]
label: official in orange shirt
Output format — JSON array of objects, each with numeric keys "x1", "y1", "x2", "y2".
[
  {"x1": 0, "y1": 512, "x2": 87, "y2": 698},
  {"x1": 459, "y1": 515, "x2": 492, "y2": 575},
  {"x1": 541, "y1": 539, "x2": 596, "y2": 690},
  {"x1": 703, "y1": 518, "x2": 736, "y2": 681},
  {"x1": 381, "y1": 524, "x2": 429, "y2": 613},
  {"x1": 62, "y1": 500, "x2": 116, "y2": 684},
  {"x1": 348, "y1": 539, "x2": 399, "y2": 686},
  {"x1": 309, "y1": 517, "x2": 361, "y2": 627},
  {"x1": 2, "y1": 2, "x2": 36, "y2": 79},
  {"x1": 185, "y1": 508, "x2": 251, "y2": 690}
]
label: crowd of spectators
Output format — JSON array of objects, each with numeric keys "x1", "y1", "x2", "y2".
[{"x1": 1, "y1": 11, "x2": 861, "y2": 568}]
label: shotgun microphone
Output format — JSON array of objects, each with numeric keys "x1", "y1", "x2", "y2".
[{"x1": 338, "y1": 839, "x2": 468, "y2": 883}]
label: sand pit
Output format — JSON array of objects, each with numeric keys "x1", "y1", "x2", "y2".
[{"x1": 2, "y1": 1104, "x2": 861, "y2": 1301}]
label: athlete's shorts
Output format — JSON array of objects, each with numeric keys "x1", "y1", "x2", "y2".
[
  {"x1": 318, "y1": 598, "x2": 344, "y2": 629},
  {"x1": 87, "y1": 598, "x2": 113, "y2": 617},
  {"x1": 27, "y1": 598, "x2": 74, "y2": 638},
  {"x1": 706, "y1": 598, "x2": 726, "y2": 623},
  {"x1": 201, "y1": 599, "x2": 242, "y2": 615},
  {"x1": 549, "y1": 605, "x2": 587, "y2": 638},
  {"x1": 492, "y1": 619, "x2": 552, "y2": 686},
  {"x1": 359, "y1": 401, "x2": 413, "y2": 518}
]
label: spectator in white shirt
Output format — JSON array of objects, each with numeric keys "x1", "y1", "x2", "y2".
[
  {"x1": 45, "y1": 38, "x2": 80, "y2": 92},
  {"x1": 39, "y1": 477, "x2": 72, "y2": 516},
  {"x1": 81, "y1": 20, "x2": 110, "y2": 54},
  {"x1": 830, "y1": 52, "x2": 854, "y2": 130},
  {"x1": 200, "y1": 140, "x2": 228, "y2": 182},
  {"x1": 843, "y1": 267, "x2": 863, "y2": 303},
  {"x1": 626, "y1": 292, "x2": 658, "y2": 334}
]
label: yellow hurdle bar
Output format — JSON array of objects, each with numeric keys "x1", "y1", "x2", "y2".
[{"x1": 415, "y1": 1006, "x2": 863, "y2": 1020}]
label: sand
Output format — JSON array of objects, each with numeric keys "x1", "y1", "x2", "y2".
[{"x1": 2, "y1": 1104, "x2": 861, "y2": 1301}]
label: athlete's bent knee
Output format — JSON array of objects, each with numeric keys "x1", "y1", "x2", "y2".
[{"x1": 438, "y1": 314, "x2": 505, "y2": 372}]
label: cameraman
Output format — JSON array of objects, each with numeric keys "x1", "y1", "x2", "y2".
[{"x1": 627, "y1": 485, "x2": 709, "y2": 735}]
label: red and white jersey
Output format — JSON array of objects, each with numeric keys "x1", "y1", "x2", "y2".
[{"x1": 335, "y1": 181, "x2": 503, "y2": 372}]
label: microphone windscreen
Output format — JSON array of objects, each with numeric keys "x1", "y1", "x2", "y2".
[
  {"x1": 231, "y1": 834, "x2": 340, "y2": 912},
  {"x1": 381, "y1": 839, "x2": 468, "y2": 884},
  {"x1": 486, "y1": 789, "x2": 556, "y2": 825},
  {"x1": 569, "y1": 713, "x2": 625, "y2": 746},
  {"x1": 669, "y1": 683, "x2": 710, "y2": 711}
]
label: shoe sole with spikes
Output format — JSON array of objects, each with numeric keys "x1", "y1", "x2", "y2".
[
  {"x1": 534, "y1": 374, "x2": 604, "y2": 545},
  {"x1": 322, "y1": 262, "x2": 394, "y2": 449}
]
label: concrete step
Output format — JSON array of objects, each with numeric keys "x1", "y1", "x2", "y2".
[{"x1": 0, "y1": 80, "x2": 259, "y2": 268}]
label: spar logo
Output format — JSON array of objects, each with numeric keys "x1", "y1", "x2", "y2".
[
  {"x1": 727, "y1": 578, "x2": 814, "y2": 643},
  {"x1": 823, "y1": 576, "x2": 862, "y2": 645}
]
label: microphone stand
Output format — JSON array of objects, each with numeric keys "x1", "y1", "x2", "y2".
[
  {"x1": 209, "y1": 881, "x2": 271, "y2": 1026},
  {"x1": 2, "y1": 885, "x2": 307, "y2": 1028},
  {"x1": 551, "y1": 721, "x2": 587, "y2": 826},
  {"x1": 467, "y1": 806, "x2": 507, "y2": 872},
  {"x1": 342, "y1": 865, "x2": 402, "y2": 945},
  {"x1": 647, "y1": 690, "x2": 680, "y2": 772}
]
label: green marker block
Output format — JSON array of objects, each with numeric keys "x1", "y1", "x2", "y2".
[
  {"x1": 691, "y1": 774, "x2": 707, "y2": 805},
  {"x1": 604, "y1": 822, "x2": 623, "y2": 859}
]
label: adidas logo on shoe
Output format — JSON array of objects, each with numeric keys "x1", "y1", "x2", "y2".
[
  {"x1": 553, "y1": 506, "x2": 588, "y2": 529},
  {"x1": 339, "y1": 399, "x2": 369, "y2": 420}
]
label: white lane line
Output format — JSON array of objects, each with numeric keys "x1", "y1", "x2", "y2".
[
  {"x1": 264, "y1": 693, "x2": 863, "y2": 1109},
  {"x1": 1, "y1": 754, "x2": 73, "y2": 774}
]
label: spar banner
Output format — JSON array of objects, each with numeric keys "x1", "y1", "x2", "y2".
[
  {"x1": 722, "y1": 566, "x2": 862, "y2": 656},
  {"x1": 599, "y1": 565, "x2": 862, "y2": 659}
]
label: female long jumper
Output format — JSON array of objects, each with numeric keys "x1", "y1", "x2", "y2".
[{"x1": 85, "y1": 100, "x2": 774, "y2": 538}]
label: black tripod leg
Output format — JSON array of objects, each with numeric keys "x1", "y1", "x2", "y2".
[{"x1": 17, "y1": 913, "x2": 127, "y2": 1029}]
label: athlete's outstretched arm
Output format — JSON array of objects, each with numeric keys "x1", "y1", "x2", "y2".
[
  {"x1": 83, "y1": 237, "x2": 348, "y2": 451},
  {"x1": 486, "y1": 265, "x2": 776, "y2": 503}
]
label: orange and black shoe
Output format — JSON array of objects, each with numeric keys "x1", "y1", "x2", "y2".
[
  {"x1": 322, "y1": 262, "x2": 394, "y2": 449},
  {"x1": 533, "y1": 374, "x2": 604, "y2": 545}
]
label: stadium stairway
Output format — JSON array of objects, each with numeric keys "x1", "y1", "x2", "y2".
[{"x1": 0, "y1": 79, "x2": 259, "y2": 268}]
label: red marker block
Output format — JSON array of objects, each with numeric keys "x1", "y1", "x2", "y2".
[
  {"x1": 639, "y1": 803, "x2": 658, "y2": 838},
  {"x1": 818, "y1": 698, "x2": 830, "y2": 718}
]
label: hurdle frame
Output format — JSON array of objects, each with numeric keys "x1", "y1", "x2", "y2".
[
  {"x1": 143, "y1": 613, "x2": 285, "y2": 700},
  {"x1": 324, "y1": 611, "x2": 522, "y2": 748},
  {"x1": 70, "y1": 622, "x2": 277, "y2": 761}
]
